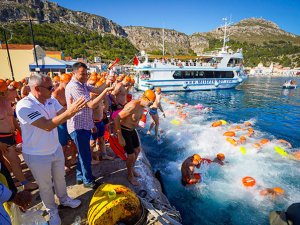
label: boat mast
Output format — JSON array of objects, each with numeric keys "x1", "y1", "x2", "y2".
[
  {"x1": 162, "y1": 27, "x2": 165, "y2": 56},
  {"x1": 222, "y1": 17, "x2": 228, "y2": 52}
]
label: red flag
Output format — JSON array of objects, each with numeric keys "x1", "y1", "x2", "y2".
[{"x1": 133, "y1": 55, "x2": 139, "y2": 66}]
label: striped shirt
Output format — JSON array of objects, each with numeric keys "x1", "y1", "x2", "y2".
[{"x1": 65, "y1": 77, "x2": 95, "y2": 134}]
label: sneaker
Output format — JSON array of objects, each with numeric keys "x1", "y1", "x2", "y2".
[
  {"x1": 49, "y1": 211, "x2": 61, "y2": 225},
  {"x1": 61, "y1": 197, "x2": 81, "y2": 208},
  {"x1": 76, "y1": 180, "x2": 83, "y2": 185},
  {"x1": 83, "y1": 181, "x2": 101, "y2": 189}
]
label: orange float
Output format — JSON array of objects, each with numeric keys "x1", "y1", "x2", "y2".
[
  {"x1": 212, "y1": 120, "x2": 222, "y2": 127},
  {"x1": 260, "y1": 139, "x2": 269, "y2": 145},
  {"x1": 242, "y1": 176, "x2": 256, "y2": 187},
  {"x1": 239, "y1": 136, "x2": 247, "y2": 144},
  {"x1": 223, "y1": 131, "x2": 236, "y2": 137},
  {"x1": 226, "y1": 137, "x2": 238, "y2": 146},
  {"x1": 273, "y1": 187, "x2": 285, "y2": 195},
  {"x1": 253, "y1": 143, "x2": 261, "y2": 149},
  {"x1": 229, "y1": 125, "x2": 241, "y2": 131}
]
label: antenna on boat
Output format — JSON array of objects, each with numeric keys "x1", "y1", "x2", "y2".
[{"x1": 221, "y1": 17, "x2": 232, "y2": 53}]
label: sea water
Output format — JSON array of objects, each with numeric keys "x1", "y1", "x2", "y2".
[{"x1": 138, "y1": 76, "x2": 300, "y2": 225}]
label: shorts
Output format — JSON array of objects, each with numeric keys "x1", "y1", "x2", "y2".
[
  {"x1": 0, "y1": 133, "x2": 16, "y2": 146},
  {"x1": 91, "y1": 120, "x2": 105, "y2": 140},
  {"x1": 121, "y1": 125, "x2": 140, "y2": 154},
  {"x1": 57, "y1": 122, "x2": 71, "y2": 146},
  {"x1": 149, "y1": 108, "x2": 158, "y2": 116}
]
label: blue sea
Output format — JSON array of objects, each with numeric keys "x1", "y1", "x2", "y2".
[{"x1": 139, "y1": 76, "x2": 300, "y2": 225}]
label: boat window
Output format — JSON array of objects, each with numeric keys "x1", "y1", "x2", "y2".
[
  {"x1": 140, "y1": 71, "x2": 151, "y2": 80},
  {"x1": 204, "y1": 71, "x2": 214, "y2": 78},
  {"x1": 173, "y1": 71, "x2": 183, "y2": 79}
]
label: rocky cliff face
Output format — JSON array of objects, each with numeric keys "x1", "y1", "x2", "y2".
[
  {"x1": 0, "y1": 0, "x2": 127, "y2": 36},
  {"x1": 201, "y1": 18, "x2": 299, "y2": 44},
  {"x1": 123, "y1": 26, "x2": 193, "y2": 55}
]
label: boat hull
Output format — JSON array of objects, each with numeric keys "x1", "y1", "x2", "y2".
[{"x1": 134, "y1": 78, "x2": 246, "y2": 92}]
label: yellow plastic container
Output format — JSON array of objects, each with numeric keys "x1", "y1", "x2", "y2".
[{"x1": 88, "y1": 184, "x2": 141, "y2": 225}]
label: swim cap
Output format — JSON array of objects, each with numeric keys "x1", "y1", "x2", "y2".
[
  {"x1": 95, "y1": 80, "x2": 104, "y2": 87},
  {"x1": 89, "y1": 74, "x2": 98, "y2": 82},
  {"x1": 131, "y1": 78, "x2": 135, "y2": 84},
  {"x1": 217, "y1": 153, "x2": 225, "y2": 161},
  {"x1": 6, "y1": 80, "x2": 12, "y2": 86},
  {"x1": 9, "y1": 81, "x2": 20, "y2": 89},
  {"x1": 142, "y1": 90, "x2": 156, "y2": 102},
  {"x1": 116, "y1": 76, "x2": 123, "y2": 82},
  {"x1": 193, "y1": 154, "x2": 201, "y2": 163},
  {"x1": 52, "y1": 76, "x2": 60, "y2": 82},
  {"x1": 0, "y1": 79, "x2": 7, "y2": 92},
  {"x1": 60, "y1": 73, "x2": 72, "y2": 83},
  {"x1": 124, "y1": 76, "x2": 131, "y2": 83},
  {"x1": 155, "y1": 87, "x2": 161, "y2": 92},
  {"x1": 273, "y1": 187, "x2": 285, "y2": 195}
]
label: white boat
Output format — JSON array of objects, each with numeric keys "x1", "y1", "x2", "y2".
[{"x1": 133, "y1": 18, "x2": 248, "y2": 92}]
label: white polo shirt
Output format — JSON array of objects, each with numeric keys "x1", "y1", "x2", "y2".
[{"x1": 16, "y1": 93, "x2": 63, "y2": 155}]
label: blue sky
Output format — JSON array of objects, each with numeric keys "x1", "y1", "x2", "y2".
[{"x1": 51, "y1": 0, "x2": 300, "y2": 35}]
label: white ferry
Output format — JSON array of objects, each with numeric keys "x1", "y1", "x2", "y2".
[{"x1": 133, "y1": 19, "x2": 248, "y2": 91}]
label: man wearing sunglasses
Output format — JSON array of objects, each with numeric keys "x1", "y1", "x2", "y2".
[
  {"x1": 114, "y1": 90, "x2": 156, "y2": 186},
  {"x1": 16, "y1": 73, "x2": 87, "y2": 225}
]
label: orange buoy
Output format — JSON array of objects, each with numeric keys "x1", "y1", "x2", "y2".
[
  {"x1": 242, "y1": 176, "x2": 256, "y2": 187},
  {"x1": 229, "y1": 125, "x2": 241, "y2": 131},
  {"x1": 253, "y1": 143, "x2": 261, "y2": 149},
  {"x1": 226, "y1": 137, "x2": 238, "y2": 146},
  {"x1": 239, "y1": 136, "x2": 247, "y2": 144},
  {"x1": 260, "y1": 139, "x2": 269, "y2": 145},
  {"x1": 212, "y1": 120, "x2": 222, "y2": 127},
  {"x1": 273, "y1": 187, "x2": 285, "y2": 195},
  {"x1": 223, "y1": 131, "x2": 236, "y2": 137}
]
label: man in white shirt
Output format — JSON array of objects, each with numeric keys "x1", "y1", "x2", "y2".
[{"x1": 16, "y1": 73, "x2": 86, "y2": 225}]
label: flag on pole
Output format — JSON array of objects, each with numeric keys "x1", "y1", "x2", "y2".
[{"x1": 133, "y1": 55, "x2": 139, "y2": 66}]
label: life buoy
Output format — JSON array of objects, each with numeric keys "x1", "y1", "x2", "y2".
[
  {"x1": 223, "y1": 131, "x2": 236, "y2": 137},
  {"x1": 88, "y1": 184, "x2": 141, "y2": 225},
  {"x1": 226, "y1": 137, "x2": 238, "y2": 146},
  {"x1": 212, "y1": 120, "x2": 222, "y2": 127},
  {"x1": 242, "y1": 176, "x2": 256, "y2": 187}
]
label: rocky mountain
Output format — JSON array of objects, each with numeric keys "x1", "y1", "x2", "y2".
[{"x1": 0, "y1": 0, "x2": 127, "y2": 36}]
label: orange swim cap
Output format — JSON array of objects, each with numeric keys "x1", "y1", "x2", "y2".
[
  {"x1": 155, "y1": 87, "x2": 161, "y2": 92},
  {"x1": 10, "y1": 81, "x2": 20, "y2": 89},
  {"x1": 217, "y1": 153, "x2": 225, "y2": 161},
  {"x1": 142, "y1": 89, "x2": 156, "y2": 102},
  {"x1": 0, "y1": 79, "x2": 7, "y2": 92},
  {"x1": 60, "y1": 73, "x2": 72, "y2": 83},
  {"x1": 89, "y1": 74, "x2": 98, "y2": 82},
  {"x1": 193, "y1": 154, "x2": 201, "y2": 163},
  {"x1": 95, "y1": 80, "x2": 104, "y2": 87},
  {"x1": 273, "y1": 187, "x2": 285, "y2": 195},
  {"x1": 52, "y1": 76, "x2": 60, "y2": 82},
  {"x1": 124, "y1": 76, "x2": 131, "y2": 83}
]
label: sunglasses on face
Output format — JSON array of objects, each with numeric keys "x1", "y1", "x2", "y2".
[{"x1": 39, "y1": 85, "x2": 54, "y2": 91}]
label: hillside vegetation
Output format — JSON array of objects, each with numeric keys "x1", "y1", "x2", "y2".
[{"x1": 0, "y1": 22, "x2": 137, "y2": 63}]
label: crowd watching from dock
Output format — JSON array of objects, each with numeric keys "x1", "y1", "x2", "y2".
[{"x1": 0, "y1": 62, "x2": 145, "y2": 224}]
